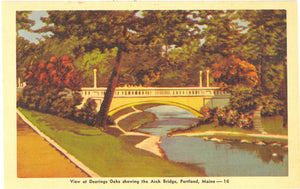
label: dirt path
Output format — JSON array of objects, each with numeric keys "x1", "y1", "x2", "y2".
[
  {"x1": 135, "y1": 135, "x2": 163, "y2": 157},
  {"x1": 170, "y1": 130, "x2": 288, "y2": 139},
  {"x1": 110, "y1": 106, "x2": 164, "y2": 157},
  {"x1": 17, "y1": 115, "x2": 89, "y2": 178}
]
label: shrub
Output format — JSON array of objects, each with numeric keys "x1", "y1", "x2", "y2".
[
  {"x1": 225, "y1": 109, "x2": 239, "y2": 126},
  {"x1": 74, "y1": 98, "x2": 97, "y2": 126},
  {"x1": 23, "y1": 55, "x2": 81, "y2": 90},
  {"x1": 228, "y1": 85, "x2": 261, "y2": 113},
  {"x1": 237, "y1": 113, "x2": 253, "y2": 129},
  {"x1": 215, "y1": 107, "x2": 254, "y2": 129},
  {"x1": 198, "y1": 106, "x2": 217, "y2": 124},
  {"x1": 260, "y1": 96, "x2": 284, "y2": 117},
  {"x1": 18, "y1": 85, "x2": 83, "y2": 119},
  {"x1": 215, "y1": 107, "x2": 227, "y2": 126}
]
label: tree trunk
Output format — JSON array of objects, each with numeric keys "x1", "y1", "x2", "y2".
[
  {"x1": 282, "y1": 60, "x2": 288, "y2": 128},
  {"x1": 95, "y1": 48, "x2": 123, "y2": 129},
  {"x1": 260, "y1": 56, "x2": 268, "y2": 95}
]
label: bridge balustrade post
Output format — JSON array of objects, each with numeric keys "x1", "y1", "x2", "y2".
[
  {"x1": 206, "y1": 70, "x2": 210, "y2": 87},
  {"x1": 199, "y1": 71, "x2": 203, "y2": 88},
  {"x1": 93, "y1": 69, "x2": 97, "y2": 88}
]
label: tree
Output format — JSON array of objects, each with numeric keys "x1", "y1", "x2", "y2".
[
  {"x1": 159, "y1": 40, "x2": 204, "y2": 87},
  {"x1": 39, "y1": 10, "x2": 202, "y2": 129},
  {"x1": 24, "y1": 55, "x2": 81, "y2": 90},
  {"x1": 119, "y1": 44, "x2": 163, "y2": 87},
  {"x1": 211, "y1": 55, "x2": 259, "y2": 88},
  {"x1": 16, "y1": 11, "x2": 35, "y2": 82},
  {"x1": 197, "y1": 10, "x2": 246, "y2": 59},
  {"x1": 238, "y1": 10, "x2": 287, "y2": 127},
  {"x1": 16, "y1": 11, "x2": 34, "y2": 31},
  {"x1": 17, "y1": 37, "x2": 35, "y2": 81},
  {"x1": 74, "y1": 48, "x2": 117, "y2": 87},
  {"x1": 195, "y1": 10, "x2": 287, "y2": 126},
  {"x1": 158, "y1": 10, "x2": 249, "y2": 87},
  {"x1": 19, "y1": 55, "x2": 82, "y2": 115},
  {"x1": 237, "y1": 10, "x2": 286, "y2": 94}
]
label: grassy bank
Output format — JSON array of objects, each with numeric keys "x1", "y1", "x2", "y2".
[
  {"x1": 118, "y1": 111, "x2": 157, "y2": 131},
  {"x1": 18, "y1": 108, "x2": 205, "y2": 177},
  {"x1": 261, "y1": 116, "x2": 287, "y2": 135},
  {"x1": 206, "y1": 134, "x2": 288, "y2": 145},
  {"x1": 170, "y1": 122, "x2": 260, "y2": 134},
  {"x1": 109, "y1": 107, "x2": 134, "y2": 121},
  {"x1": 183, "y1": 132, "x2": 288, "y2": 145},
  {"x1": 169, "y1": 116, "x2": 287, "y2": 145}
]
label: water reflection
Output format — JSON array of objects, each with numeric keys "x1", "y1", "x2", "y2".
[
  {"x1": 229, "y1": 142, "x2": 287, "y2": 164},
  {"x1": 159, "y1": 136, "x2": 288, "y2": 176},
  {"x1": 137, "y1": 105, "x2": 288, "y2": 176}
]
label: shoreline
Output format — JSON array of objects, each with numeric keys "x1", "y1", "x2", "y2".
[
  {"x1": 169, "y1": 130, "x2": 288, "y2": 146},
  {"x1": 131, "y1": 130, "x2": 288, "y2": 158},
  {"x1": 111, "y1": 106, "x2": 164, "y2": 157},
  {"x1": 109, "y1": 124, "x2": 165, "y2": 157},
  {"x1": 135, "y1": 135, "x2": 165, "y2": 157},
  {"x1": 169, "y1": 130, "x2": 288, "y2": 139},
  {"x1": 111, "y1": 107, "x2": 287, "y2": 159}
]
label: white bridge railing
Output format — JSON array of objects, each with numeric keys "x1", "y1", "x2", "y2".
[{"x1": 81, "y1": 87, "x2": 230, "y2": 98}]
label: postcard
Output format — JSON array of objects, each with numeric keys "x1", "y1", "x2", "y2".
[{"x1": 3, "y1": 1, "x2": 300, "y2": 188}]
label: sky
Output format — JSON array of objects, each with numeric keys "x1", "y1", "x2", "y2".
[
  {"x1": 18, "y1": 11, "x2": 52, "y2": 44},
  {"x1": 19, "y1": 10, "x2": 249, "y2": 44}
]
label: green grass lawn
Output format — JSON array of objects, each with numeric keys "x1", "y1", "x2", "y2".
[
  {"x1": 118, "y1": 135, "x2": 148, "y2": 146},
  {"x1": 199, "y1": 134, "x2": 288, "y2": 145},
  {"x1": 169, "y1": 116, "x2": 287, "y2": 144},
  {"x1": 171, "y1": 122, "x2": 260, "y2": 134},
  {"x1": 172, "y1": 116, "x2": 287, "y2": 135},
  {"x1": 109, "y1": 107, "x2": 134, "y2": 122},
  {"x1": 261, "y1": 116, "x2": 287, "y2": 135},
  {"x1": 18, "y1": 108, "x2": 205, "y2": 177}
]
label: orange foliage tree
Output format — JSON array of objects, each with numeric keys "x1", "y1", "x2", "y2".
[
  {"x1": 24, "y1": 55, "x2": 81, "y2": 90},
  {"x1": 211, "y1": 56, "x2": 259, "y2": 88}
]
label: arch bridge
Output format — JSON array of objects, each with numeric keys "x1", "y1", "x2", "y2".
[{"x1": 80, "y1": 86, "x2": 230, "y2": 115}]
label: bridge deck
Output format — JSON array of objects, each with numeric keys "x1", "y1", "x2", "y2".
[
  {"x1": 81, "y1": 87, "x2": 230, "y2": 98},
  {"x1": 80, "y1": 87, "x2": 230, "y2": 112}
]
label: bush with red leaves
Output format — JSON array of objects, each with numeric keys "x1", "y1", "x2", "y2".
[{"x1": 24, "y1": 55, "x2": 81, "y2": 90}]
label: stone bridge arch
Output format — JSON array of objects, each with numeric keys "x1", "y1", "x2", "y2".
[
  {"x1": 80, "y1": 87, "x2": 230, "y2": 114},
  {"x1": 108, "y1": 100, "x2": 203, "y2": 117}
]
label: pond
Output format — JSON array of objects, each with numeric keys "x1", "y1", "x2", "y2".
[{"x1": 136, "y1": 105, "x2": 288, "y2": 176}]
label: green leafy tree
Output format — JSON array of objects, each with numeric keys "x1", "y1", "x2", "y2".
[
  {"x1": 160, "y1": 40, "x2": 204, "y2": 87},
  {"x1": 39, "y1": 10, "x2": 202, "y2": 129},
  {"x1": 196, "y1": 10, "x2": 286, "y2": 127},
  {"x1": 119, "y1": 45, "x2": 164, "y2": 86},
  {"x1": 229, "y1": 85, "x2": 260, "y2": 113},
  {"x1": 237, "y1": 10, "x2": 286, "y2": 94},
  {"x1": 197, "y1": 10, "x2": 246, "y2": 60},
  {"x1": 17, "y1": 37, "x2": 35, "y2": 81},
  {"x1": 74, "y1": 48, "x2": 117, "y2": 87},
  {"x1": 16, "y1": 11, "x2": 35, "y2": 82},
  {"x1": 158, "y1": 10, "x2": 249, "y2": 87},
  {"x1": 16, "y1": 11, "x2": 34, "y2": 31},
  {"x1": 238, "y1": 10, "x2": 287, "y2": 127}
]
